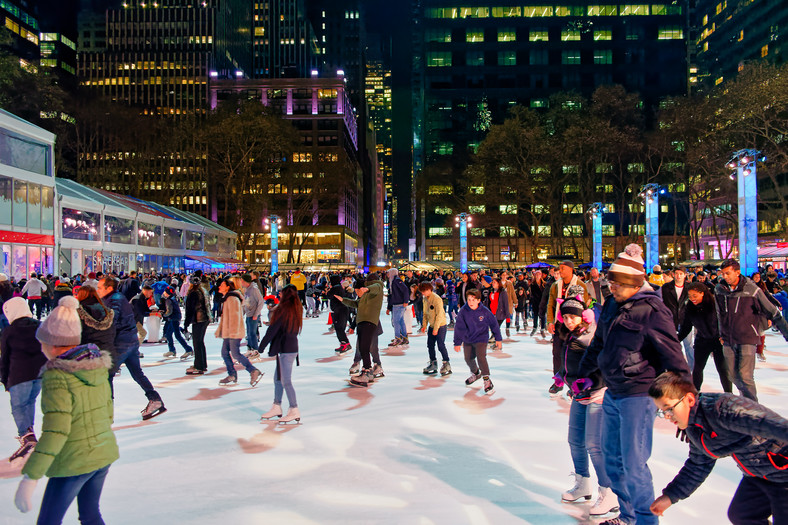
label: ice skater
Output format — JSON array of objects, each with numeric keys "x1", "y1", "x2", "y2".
[
  {"x1": 336, "y1": 273, "x2": 385, "y2": 386},
  {"x1": 453, "y1": 288, "x2": 501, "y2": 395},
  {"x1": 214, "y1": 278, "x2": 262, "y2": 387},
  {"x1": 418, "y1": 282, "x2": 451, "y2": 376}
]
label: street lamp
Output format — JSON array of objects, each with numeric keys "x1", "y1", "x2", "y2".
[
  {"x1": 638, "y1": 183, "x2": 666, "y2": 272},
  {"x1": 454, "y1": 213, "x2": 472, "y2": 272},
  {"x1": 264, "y1": 215, "x2": 282, "y2": 274},
  {"x1": 726, "y1": 149, "x2": 766, "y2": 276},
  {"x1": 586, "y1": 203, "x2": 606, "y2": 271}
]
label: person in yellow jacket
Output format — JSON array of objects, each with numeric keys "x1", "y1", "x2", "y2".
[
  {"x1": 289, "y1": 268, "x2": 307, "y2": 307},
  {"x1": 419, "y1": 282, "x2": 452, "y2": 376}
]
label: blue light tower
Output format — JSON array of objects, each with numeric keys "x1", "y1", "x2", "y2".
[
  {"x1": 264, "y1": 215, "x2": 282, "y2": 274},
  {"x1": 639, "y1": 183, "x2": 666, "y2": 272},
  {"x1": 586, "y1": 203, "x2": 606, "y2": 271},
  {"x1": 454, "y1": 213, "x2": 472, "y2": 272},
  {"x1": 726, "y1": 149, "x2": 766, "y2": 277}
]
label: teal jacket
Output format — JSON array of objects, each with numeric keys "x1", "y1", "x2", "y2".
[{"x1": 23, "y1": 344, "x2": 119, "y2": 480}]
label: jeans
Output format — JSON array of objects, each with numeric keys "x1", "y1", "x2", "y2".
[
  {"x1": 427, "y1": 325, "x2": 449, "y2": 362},
  {"x1": 723, "y1": 343, "x2": 758, "y2": 401},
  {"x1": 9, "y1": 379, "x2": 41, "y2": 436},
  {"x1": 568, "y1": 399, "x2": 611, "y2": 487},
  {"x1": 514, "y1": 311, "x2": 527, "y2": 328},
  {"x1": 391, "y1": 304, "x2": 408, "y2": 339},
  {"x1": 531, "y1": 304, "x2": 546, "y2": 330},
  {"x1": 163, "y1": 319, "x2": 192, "y2": 354},
  {"x1": 220, "y1": 338, "x2": 257, "y2": 378},
  {"x1": 245, "y1": 316, "x2": 259, "y2": 350},
  {"x1": 37, "y1": 465, "x2": 110, "y2": 525},
  {"x1": 191, "y1": 321, "x2": 209, "y2": 371},
  {"x1": 111, "y1": 343, "x2": 160, "y2": 402},
  {"x1": 681, "y1": 333, "x2": 695, "y2": 370},
  {"x1": 446, "y1": 298, "x2": 458, "y2": 322},
  {"x1": 463, "y1": 342, "x2": 490, "y2": 376},
  {"x1": 602, "y1": 394, "x2": 658, "y2": 525},
  {"x1": 728, "y1": 476, "x2": 788, "y2": 525},
  {"x1": 273, "y1": 352, "x2": 298, "y2": 408}
]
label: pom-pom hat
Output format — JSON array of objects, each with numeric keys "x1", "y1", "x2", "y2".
[
  {"x1": 608, "y1": 244, "x2": 646, "y2": 287},
  {"x1": 36, "y1": 296, "x2": 82, "y2": 347}
]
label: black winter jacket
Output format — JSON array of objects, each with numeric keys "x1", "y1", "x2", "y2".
[
  {"x1": 52, "y1": 284, "x2": 73, "y2": 305},
  {"x1": 103, "y1": 291, "x2": 138, "y2": 347},
  {"x1": 329, "y1": 283, "x2": 349, "y2": 317},
  {"x1": 260, "y1": 317, "x2": 299, "y2": 357},
  {"x1": 0, "y1": 317, "x2": 46, "y2": 390},
  {"x1": 660, "y1": 281, "x2": 689, "y2": 330},
  {"x1": 387, "y1": 277, "x2": 410, "y2": 310},
  {"x1": 678, "y1": 292, "x2": 719, "y2": 342},
  {"x1": 556, "y1": 322, "x2": 604, "y2": 392},
  {"x1": 131, "y1": 293, "x2": 151, "y2": 325},
  {"x1": 577, "y1": 285, "x2": 691, "y2": 397},
  {"x1": 184, "y1": 288, "x2": 209, "y2": 328},
  {"x1": 662, "y1": 393, "x2": 788, "y2": 503},
  {"x1": 78, "y1": 299, "x2": 116, "y2": 359},
  {"x1": 715, "y1": 276, "x2": 788, "y2": 346}
]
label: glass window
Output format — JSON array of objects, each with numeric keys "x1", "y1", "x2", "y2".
[
  {"x1": 562, "y1": 51, "x2": 581, "y2": 64},
  {"x1": 62, "y1": 208, "x2": 100, "y2": 241},
  {"x1": 657, "y1": 26, "x2": 684, "y2": 39},
  {"x1": 466, "y1": 51, "x2": 484, "y2": 66},
  {"x1": 27, "y1": 183, "x2": 40, "y2": 229},
  {"x1": 492, "y1": 6, "x2": 521, "y2": 17},
  {"x1": 500, "y1": 205, "x2": 517, "y2": 214},
  {"x1": 426, "y1": 51, "x2": 452, "y2": 67},
  {"x1": 164, "y1": 227, "x2": 183, "y2": 249},
  {"x1": 466, "y1": 29, "x2": 484, "y2": 42},
  {"x1": 137, "y1": 222, "x2": 161, "y2": 248},
  {"x1": 530, "y1": 49, "x2": 548, "y2": 65},
  {"x1": 498, "y1": 51, "x2": 516, "y2": 66},
  {"x1": 555, "y1": 5, "x2": 584, "y2": 16},
  {"x1": 458, "y1": 7, "x2": 489, "y2": 18},
  {"x1": 621, "y1": 4, "x2": 650, "y2": 15},
  {"x1": 0, "y1": 176, "x2": 11, "y2": 225},
  {"x1": 469, "y1": 205, "x2": 486, "y2": 213},
  {"x1": 0, "y1": 128, "x2": 51, "y2": 176},
  {"x1": 428, "y1": 227, "x2": 451, "y2": 237},
  {"x1": 28, "y1": 246, "x2": 41, "y2": 275},
  {"x1": 425, "y1": 28, "x2": 451, "y2": 42},
  {"x1": 204, "y1": 233, "x2": 219, "y2": 252},
  {"x1": 104, "y1": 215, "x2": 134, "y2": 244},
  {"x1": 602, "y1": 225, "x2": 615, "y2": 236},
  {"x1": 12, "y1": 245, "x2": 26, "y2": 281},
  {"x1": 498, "y1": 29, "x2": 516, "y2": 41},
  {"x1": 523, "y1": 5, "x2": 553, "y2": 17},
  {"x1": 185, "y1": 230, "x2": 203, "y2": 251},
  {"x1": 41, "y1": 185, "x2": 53, "y2": 230},
  {"x1": 587, "y1": 5, "x2": 618, "y2": 15},
  {"x1": 13, "y1": 180, "x2": 26, "y2": 227},
  {"x1": 529, "y1": 28, "x2": 549, "y2": 41},
  {"x1": 594, "y1": 29, "x2": 613, "y2": 40},
  {"x1": 562, "y1": 29, "x2": 581, "y2": 41},
  {"x1": 594, "y1": 50, "x2": 613, "y2": 64}
]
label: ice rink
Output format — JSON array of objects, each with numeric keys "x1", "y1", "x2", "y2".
[{"x1": 2, "y1": 313, "x2": 786, "y2": 524}]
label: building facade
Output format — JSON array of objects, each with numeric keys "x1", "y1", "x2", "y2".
[{"x1": 252, "y1": 0, "x2": 318, "y2": 79}]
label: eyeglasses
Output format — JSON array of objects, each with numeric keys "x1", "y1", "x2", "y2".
[{"x1": 656, "y1": 395, "x2": 686, "y2": 419}]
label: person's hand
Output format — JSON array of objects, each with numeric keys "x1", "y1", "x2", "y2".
[
  {"x1": 386, "y1": 310, "x2": 390, "y2": 315},
  {"x1": 454, "y1": 345, "x2": 462, "y2": 353},
  {"x1": 547, "y1": 323, "x2": 555, "y2": 335},
  {"x1": 252, "y1": 316, "x2": 257, "y2": 321},
  {"x1": 334, "y1": 295, "x2": 344, "y2": 301},
  {"x1": 650, "y1": 495, "x2": 672, "y2": 516},
  {"x1": 675, "y1": 427, "x2": 689, "y2": 443},
  {"x1": 719, "y1": 338, "x2": 724, "y2": 346},
  {"x1": 495, "y1": 341, "x2": 502, "y2": 350},
  {"x1": 433, "y1": 327, "x2": 439, "y2": 336},
  {"x1": 419, "y1": 327, "x2": 426, "y2": 333},
  {"x1": 14, "y1": 476, "x2": 37, "y2": 513}
]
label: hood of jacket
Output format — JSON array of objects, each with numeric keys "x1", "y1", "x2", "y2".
[
  {"x1": 43, "y1": 344, "x2": 112, "y2": 387},
  {"x1": 77, "y1": 302, "x2": 115, "y2": 331},
  {"x1": 622, "y1": 282, "x2": 662, "y2": 306}
]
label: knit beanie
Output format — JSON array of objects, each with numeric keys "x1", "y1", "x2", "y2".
[
  {"x1": 559, "y1": 297, "x2": 585, "y2": 318},
  {"x1": 2, "y1": 297, "x2": 32, "y2": 324},
  {"x1": 36, "y1": 296, "x2": 82, "y2": 346},
  {"x1": 608, "y1": 244, "x2": 646, "y2": 287}
]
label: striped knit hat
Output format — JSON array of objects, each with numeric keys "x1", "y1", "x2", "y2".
[{"x1": 608, "y1": 244, "x2": 646, "y2": 287}]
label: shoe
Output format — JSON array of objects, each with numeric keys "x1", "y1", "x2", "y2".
[
  {"x1": 260, "y1": 403, "x2": 282, "y2": 420},
  {"x1": 185, "y1": 367, "x2": 205, "y2": 375},
  {"x1": 400, "y1": 338, "x2": 409, "y2": 346},
  {"x1": 279, "y1": 407, "x2": 301, "y2": 424},
  {"x1": 483, "y1": 377, "x2": 494, "y2": 395},
  {"x1": 162, "y1": 351, "x2": 176, "y2": 358},
  {"x1": 562, "y1": 472, "x2": 592, "y2": 502},
  {"x1": 219, "y1": 375, "x2": 238, "y2": 386},
  {"x1": 179, "y1": 351, "x2": 194, "y2": 361},
  {"x1": 757, "y1": 352, "x2": 766, "y2": 362},
  {"x1": 515, "y1": 325, "x2": 520, "y2": 332},
  {"x1": 423, "y1": 360, "x2": 438, "y2": 375},
  {"x1": 9, "y1": 429, "x2": 36, "y2": 462},
  {"x1": 244, "y1": 349, "x2": 260, "y2": 360},
  {"x1": 138, "y1": 352, "x2": 144, "y2": 358},
  {"x1": 590, "y1": 486, "x2": 620, "y2": 516},
  {"x1": 530, "y1": 328, "x2": 537, "y2": 336},
  {"x1": 448, "y1": 321, "x2": 455, "y2": 328},
  {"x1": 372, "y1": 363, "x2": 385, "y2": 378},
  {"x1": 440, "y1": 361, "x2": 452, "y2": 376},
  {"x1": 250, "y1": 369, "x2": 263, "y2": 387},
  {"x1": 549, "y1": 383, "x2": 563, "y2": 394},
  {"x1": 141, "y1": 400, "x2": 167, "y2": 421},
  {"x1": 388, "y1": 337, "x2": 401, "y2": 347},
  {"x1": 506, "y1": 328, "x2": 510, "y2": 338},
  {"x1": 350, "y1": 369, "x2": 374, "y2": 386},
  {"x1": 335, "y1": 342, "x2": 351, "y2": 354},
  {"x1": 349, "y1": 361, "x2": 361, "y2": 375},
  {"x1": 540, "y1": 329, "x2": 546, "y2": 337},
  {"x1": 465, "y1": 370, "x2": 482, "y2": 385}
]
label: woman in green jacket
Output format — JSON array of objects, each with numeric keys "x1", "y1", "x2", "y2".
[{"x1": 14, "y1": 295, "x2": 119, "y2": 524}]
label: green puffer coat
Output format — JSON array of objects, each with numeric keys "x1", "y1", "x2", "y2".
[{"x1": 22, "y1": 344, "x2": 119, "y2": 480}]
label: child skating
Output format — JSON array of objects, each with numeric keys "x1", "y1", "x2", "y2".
[
  {"x1": 418, "y1": 282, "x2": 451, "y2": 376},
  {"x1": 453, "y1": 288, "x2": 502, "y2": 395}
]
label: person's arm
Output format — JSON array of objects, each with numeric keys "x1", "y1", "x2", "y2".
[
  {"x1": 658, "y1": 440, "x2": 718, "y2": 506},
  {"x1": 453, "y1": 310, "x2": 466, "y2": 347},
  {"x1": 576, "y1": 305, "x2": 606, "y2": 378},
  {"x1": 714, "y1": 394, "x2": 788, "y2": 441},
  {"x1": 755, "y1": 287, "x2": 788, "y2": 340},
  {"x1": 488, "y1": 309, "x2": 503, "y2": 342},
  {"x1": 0, "y1": 330, "x2": 10, "y2": 388},
  {"x1": 259, "y1": 318, "x2": 282, "y2": 352},
  {"x1": 677, "y1": 311, "x2": 694, "y2": 343},
  {"x1": 339, "y1": 297, "x2": 359, "y2": 310}
]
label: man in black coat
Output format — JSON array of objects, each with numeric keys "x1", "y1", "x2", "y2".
[{"x1": 660, "y1": 266, "x2": 692, "y2": 369}]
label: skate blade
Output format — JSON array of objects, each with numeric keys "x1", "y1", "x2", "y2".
[
  {"x1": 260, "y1": 415, "x2": 282, "y2": 420},
  {"x1": 142, "y1": 407, "x2": 167, "y2": 421},
  {"x1": 589, "y1": 506, "x2": 620, "y2": 517},
  {"x1": 278, "y1": 419, "x2": 301, "y2": 425},
  {"x1": 561, "y1": 496, "x2": 592, "y2": 504},
  {"x1": 440, "y1": 371, "x2": 453, "y2": 377},
  {"x1": 346, "y1": 379, "x2": 371, "y2": 388},
  {"x1": 219, "y1": 382, "x2": 239, "y2": 387},
  {"x1": 484, "y1": 389, "x2": 495, "y2": 396}
]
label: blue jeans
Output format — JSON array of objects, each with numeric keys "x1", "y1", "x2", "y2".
[
  {"x1": 568, "y1": 399, "x2": 611, "y2": 487},
  {"x1": 427, "y1": 325, "x2": 449, "y2": 361},
  {"x1": 37, "y1": 465, "x2": 110, "y2": 525},
  {"x1": 245, "y1": 316, "x2": 259, "y2": 350},
  {"x1": 723, "y1": 344, "x2": 758, "y2": 401},
  {"x1": 113, "y1": 343, "x2": 160, "y2": 402},
  {"x1": 681, "y1": 333, "x2": 694, "y2": 370},
  {"x1": 220, "y1": 338, "x2": 257, "y2": 378},
  {"x1": 274, "y1": 352, "x2": 298, "y2": 408},
  {"x1": 163, "y1": 319, "x2": 192, "y2": 354},
  {"x1": 446, "y1": 298, "x2": 458, "y2": 322},
  {"x1": 391, "y1": 304, "x2": 407, "y2": 339},
  {"x1": 602, "y1": 394, "x2": 657, "y2": 525},
  {"x1": 9, "y1": 379, "x2": 41, "y2": 436}
]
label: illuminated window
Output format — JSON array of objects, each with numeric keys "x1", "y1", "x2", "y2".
[
  {"x1": 469, "y1": 205, "x2": 486, "y2": 213},
  {"x1": 564, "y1": 225, "x2": 583, "y2": 236},
  {"x1": 498, "y1": 51, "x2": 516, "y2": 66},
  {"x1": 470, "y1": 186, "x2": 485, "y2": 194},
  {"x1": 426, "y1": 51, "x2": 452, "y2": 67},
  {"x1": 602, "y1": 225, "x2": 615, "y2": 236},
  {"x1": 530, "y1": 98, "x2": 547, "y2": 108},
  {"x1": 532, "y1": 225, "x2": 551, "y2": 236},
  {"x1": 562, "y1": 29, "x2": 581, "y2": 41},
  {"x1": 428, "y1": 227, "x2": 451, "y2": 237},
  {"x1": 498, "y1": 29, "x2": 516, "y2": 42},
  {"x1": 500, "y1": 226, "x2": 517, "y2": 237},
  {"x1": 761, "y1": 44, "x2": 769, "y2": 57},
  {"x1": 466, "y1": 29, "x2": 484, "y2": 42},
  {"x1": 428, "y1": 185, "x2": 452, "y2": 195},
  {"x1": 458, "y1": 7, "x2": 489, "y2": 18},
  {"x1": 587, "y1": 5, "x2": 618, "y2": 16},
  {"x1": 594, "y1": 29, "x2": 612, "y2": 40},
  {"x1": 562, "y1": 51, "x2": 581, "y2": 65},
  {"x1": 715, "y1": 76, "x2": 724, "y2": 85},
  {"x1": 620, "y1": 4, "x2": 650, "y2": 15},
  {"x1": 594, "y1": 50, "x2": 613, "y2": 64},
  {"x1": 529, "y1": 28, "x2": 549, "y2": 42},
  {"x1": 492, "y1": 6, "x2": 522, "y2": 17},
  {"x1": 434, "y1": 206, "x2": 452, "y2": 214},
  {"x1": 523, "y1": 5, "x2": 554, "y2": 17},
  {"x1": 630, "y1": 224, "x2": 645, "y2": 235},
  {"x1": 657, "y1": 26, "x2": 684, "y2": 39},
  {"x1": 426, "y1": 7, "x2": 457, "y2": 18},
  {"x1": 500, "y1": 205, "x2": 517, "y2": 214}
]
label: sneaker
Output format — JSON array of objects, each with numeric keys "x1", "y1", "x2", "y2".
[
  {"x1": 162, "y1": 351, "x2": 176, "y2": 358},
  {"x1": 549, "y1": 383, "x2": 563, "y2": 394},
  {"x1": 589, "y1": 486, "x2": 620, "y2": 516},
  {"x1": 141, "y1": 400, "x2": 167, "y2": 421},
  {"x1": 372, "y1": 363, "x2": 385, "y2": 378},
  {"x1": 465, "y1": 370, "x2": 482, "y2": 385},
  {"x1": 440, "y1": 361, "x2": 452, "y2": 376},
  {"x1": 483, "y1": 377, "x2": 494, "y2": 395},
  {"x1": 423, "y1": 360, "x2": 438, "y2": 375},
  {"x1": 219, "y1": 375, "x2": 238, "y2": 386},
  {"x1": 9, "y1": 429, "x2": 36, "y2": 462},
  {"x1": 179, "y1": 351, "x2": 194, "y2": 361},
  {"x1": 349, "y1": 361, "x2": 361, "y2": 375},
  {"x1": 250, "y1": 369, "x2": 263, "y2": 387}
]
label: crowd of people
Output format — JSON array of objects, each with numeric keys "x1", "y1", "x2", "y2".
[{"x1": 1, "y1": 246, "x2": 787, "y2": 524}]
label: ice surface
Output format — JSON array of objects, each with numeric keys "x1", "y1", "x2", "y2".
[{"x1": 2, "y1": 316, "x2": 786, "y2": 524}]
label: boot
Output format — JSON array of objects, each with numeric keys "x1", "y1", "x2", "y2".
[
  {"x1": 250, "y1": 369, "x2": 263, "y2": 387},
  {"x1": 561, "y1": 472, "x2": 592, "y2": 502},
  {"x1": 465, "y1": 369, "x2": 482, "y2": 385},
  {"x1": 141, "y1": 399, "x2": 167, "y2": 421},
  {"x1": 260, "y1": 403, "x2": 282, "y2": 420},
  {"x1": 483, "y1": 376, "x2": 494, "y2": 395},
  {"x1": 372, "y1": 363, "x2": 385, "y2": 378},
  {"x1": 219, "y1": 375, "x2": 238, "y2": 386},
  {"x1": 549, "y1": 383, "x2": 563, "y2": 394},
  {"x1": 350, "y1": 369, "x2": 374, "y2": 386},
  {"x1": 279, "y1": 407, "x2": 301, "y2": 424},
  {"x1": 530, "y1": 328, "x2": 537, "y2": 336},
  {"x1": 589, "y1": 486, "x2": 620, "y2": 516},
  {"x1": 9, "y1": 429, "x2": 37, "y2": 462},
  {"x1": 163, "y1": 351, "x2": 176, "y2": 358},
  {"x1": 423, "y1": 360, "x2": 438, "y2": 375},
  {"x1": 348, "y1": 361, "x2": 361, "y2": 375},
  {"x1": 440, "y1": 361, "x2": 452, "y2": 376}
]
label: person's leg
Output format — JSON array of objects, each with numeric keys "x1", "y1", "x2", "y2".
[
  {"x1": 462, "y1": 343, "x2": 478, "y2": 373},
  {"x1": 551, "y1": 332, "x2": 562, "y2": 374},
  {"x1": 436, "y1": 326, "x2": 449, "y2": 361},
  {"x1": 763, "y1": 477, "x2": 788, "y2": 525},
  {"x1": 567, "y1": 399, "x2": 591, "y2": 478},
  {"x1": 392, "y1": 305, "x2": 406, "y2": 339},
  {"x1": 370, "y1": 323, "x2": 382, "y2": 365},
  {"x1": 602, "y1": 394, "x2": 635, "y2": 524},
  {"x1": 9, "y1": 380, "x2": 41, "y2": 436},
  {"x1": 426, "y1": 329, "x2": 437, "y2": 361},
  {"x1": 618, "y1": 395, "x2": 658, "y2": 525},
  {"x1": 136, "y1": 321, "x2": 147, "y2": 344},
  {"x1": 584, "y1": 400, "x2": 612, "y2": 488},
  {"x1": 163, "y1": 320, "x2": 176, "y2": 353},
  {"x1": 36, "y1": 472, "x2": 92, "y2": 525},
  {"x1": 711, "y1": 341, "x2": 733, "y2": 392},
  {"x1": 74, "y1": 465, "x2": 110, "y2": 525},
  {"x1": 356, "y1": 322, "x2": 374, "y2": 369},
  {"x1": 474, "y1": 342, "x2": 490, "y2": 376},
  {"x1": 692, "y1": 339, "x2": 713, "y2": 391},
  {"x1": 333, "y1": 312, "x2": 348, "y2": 344},
  {"x1": 682, "y1": 333, "x2": 695, "y2": 370},
  {"x1": 723, "y1": 343, "x2": 744, "y2": 395},
  {"x1": 220, "y1": 339, "x2": 236, "y2": 377},
  {"x1": 277, "y1": 352, "x2": 298, "y2": 408},
  {"x1": 727, "y1": 476, "x2": 772, "y2": 525},
  {"x1": 245, "y1": 316, "x2": 259, "y2": 350},
  {"x1": 736, "y1": 344, "x2": 758, "y2": 401},
  {"x1": 192, "y1": 321, "x2": 208, "y2": 370},
  {"x1": 119, "y1": 344, "x2": 160, "y2": 401},
  {"x1": 228, "y1": 338, "x2": 256, "y2": 373},
  {"x1": 172, "y1": 321, "x2": 193, "y2": 353},
  {"x1": 273, "y1": 356, "x2": 284, "y2": 404}
]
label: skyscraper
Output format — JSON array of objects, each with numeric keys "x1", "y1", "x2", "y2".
[{"x1": 252, "y1": 0, "x2": 318, "y2": 78}]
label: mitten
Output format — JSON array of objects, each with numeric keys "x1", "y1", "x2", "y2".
[
  {"x1": 571, "y1": 378, "x2": 593, "y2": 395},
  {"x1": 552, "y1": 373, "x2": 565, "y2": 388},
  {"x1": 14, "y1": 475, "x2": 37, "y2": 513}
]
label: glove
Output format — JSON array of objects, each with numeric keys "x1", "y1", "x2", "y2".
[
  {"x1": 552, "y1": 374, "x2": 565, "y2": 388},
  {"x1": 15, "y1": 475, "x2": 37, "y2": 513},
  {"x1": 571, "y1": 378, "x2": 593, "y2": 396},
  {"x1": 675, "y1": 428, "x2": 689, "y2": 443}
]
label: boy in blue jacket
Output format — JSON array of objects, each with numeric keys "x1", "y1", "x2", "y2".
[
  {"x1": 453, "y1": 288, "x2": 502, "y2": 395},
  {"x1": 649, "y1": 371, "x2": 788, "y2": 524}
]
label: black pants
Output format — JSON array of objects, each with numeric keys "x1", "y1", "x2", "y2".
[
  {"x1": 333, "y1": 310, "x2": 349, "y2": 344},
  {"x1": 463, "y1": 342, "x2": 490, "y2": 376},
  {"x1": 354, "y1": 321, "x2": 382, "y2": 366},
  {"x1": 728, "y1": 476, "x2": 788, "y2": 525},
  {"x1": 28, "y1": 298, "x2": 44, "y2": 320},
  {"x1": 191, "y1": 321, "x2": 209, "y2": 371},
  {"x1": 297, "y1": 289, "x2": 306, "y2": 307},
  {"x1": 355, "y1": 321, "x2": 377, "y2": 369},
  {"x1": 693, "y1": 336, "x2": 733, "y2": 393},
  {"x1": 551, "y1": 324, "x2": 563, "y2": 374}
]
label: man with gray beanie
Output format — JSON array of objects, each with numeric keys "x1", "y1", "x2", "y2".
[{"x1": 385, "y1": 268, "x2": 410, "y2": 347}]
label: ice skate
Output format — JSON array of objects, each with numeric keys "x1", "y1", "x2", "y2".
[
  {"x1": 260, "y1": 403, "x2": 282, "y2": 420},
  {"x1": 372, "y1": 363, "x2": 385, "y2": 378},
  {"x1": 589, "y1": 486, "x2": 620, "y2": 516},
  {"x1": 162, "y1": 351, "x2": 176, "y2": 358},
  {"x1": 250, "y1": 369, "x2": 263, "y2": 387},
  {"x1": 400, "y1": 338, "x2": 410, "y2": 346},
  {"x1": 440, "y1": 361, "x2": 452, "y2": 376},
  {"x1": 530, "y1": 328, "x2": 537, "y2": 336},
  {"x1": 483, "y1": 377, "x2": 495, "y2": 395},
  {"x1": 141, "y1": 400, "x2": 167, "y2": 421},
  {"x1": 598, "y1": 518, "x2": 627, "y2": 525},
  {"x1": 279, "y1": 407, "x2": 301, "y2": 424},
  {"x1": 185, "y1": 366, "x2": 205, "y2": 375},
  {"x1": 561, "y1": 472, "x2": 592, "y2": 502},
  {"x1": 179, "y1": 351, "x2": 194, "y2": 361},
  {"x1": 388, "y1": 337, "x2": 402, "y2": 347},
  {"x1": 423, "y1": 360, "x2": 438, "y2": 375},
  {"x1": 349, "y1": 368, "x2": 374, "y2": 387},
  {"x1": 757, "y1": 352, "x2": 766, "y2": 362},
  {"x1": 244, "y1": 349, "x2": 260, "y2": 360},
  {"x1": 335, "y1": 342, "x2": 352, "y2": 354},
  {"x1": 348, "y1": 361, "x2": 361, "y2": 375},
  {"x1": 540, "y1": 329, "x2": 546, "y2": 337},
  {"x1": 465, "y1": 370, "x2": 482, "y2": 385},
  {"x1": 8, "y1": 429, "x2": 36, "y2": 462},
  {"x1": 219, "y1": 375, "x2": 238, "y2": 386}
]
